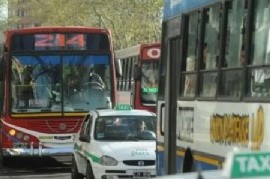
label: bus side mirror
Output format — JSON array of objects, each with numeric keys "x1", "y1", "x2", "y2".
[
  {"x1": 134, "y1": 64, "x2": 141, "y2": 81},
  {"x1": 115, "y1": 59, "x2": 122, "y2": 78}
]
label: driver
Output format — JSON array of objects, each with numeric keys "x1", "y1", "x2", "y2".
[{"x1": 89, "y1": 68, "x2": 105, "y2": 89}]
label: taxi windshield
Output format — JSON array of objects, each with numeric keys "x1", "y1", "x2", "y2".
[{"x1": 94, "y1": 115, "x2": 156, "y2": 141}]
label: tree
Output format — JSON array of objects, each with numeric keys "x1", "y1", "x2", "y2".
[
  {"x1": 0, "y1": 0, "x2": 23, "y2": 36},
  {"x1": 0, "y1": 0, "x2": 8, "y2": 33},
  {"x1": 26, "y1": 0, "x2": 163, "y2": 49}
]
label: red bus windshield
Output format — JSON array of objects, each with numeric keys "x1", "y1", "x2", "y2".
[
  {"x1": 6, "y1": 27, "x2": 116, "y2": 114},
  {"x1": 140, "y1": 61, "x2": 159, "y2": 105},
  {"x1": 115, "y1": 43, "x2": 160, "y2": 112}
]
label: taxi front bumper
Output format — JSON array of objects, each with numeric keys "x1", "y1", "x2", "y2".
[{"x1": 93, "y1": 165, "x2": 156, "y2": 179}]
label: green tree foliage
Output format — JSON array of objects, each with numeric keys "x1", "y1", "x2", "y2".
[
  {"x1": 27, "y1": 0, "x2": 163, "y2": 49},
  {"x1": 0, "y1": 0, "x2": 8, "y2": 32},
  {"x1": 0, "y1": 0, "x2": 24, "y2": 34}
]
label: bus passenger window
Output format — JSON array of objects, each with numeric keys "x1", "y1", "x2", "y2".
[
  {"x1": 248, "y1": 0, "x2": 270, "y2": 97},
  {"x1": 200, "y1": 72, "x2": 217, "y2": 97},
  {"x1": 219, "y1": 0, "x2": 246, "y2": 97},
  {"x1": 203, "y1": 7, "x2": 220, "y2": 70},
  {"x1": 200, "y1": 6, "x2": 220, "y2": 97},
  {"x1": 181, "y1": 12, "x2": 199, "y2": 97}
]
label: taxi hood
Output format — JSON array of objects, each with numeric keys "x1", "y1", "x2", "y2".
[{"x1": 97, "y1": 141, "x2": 156, "y2": 160}]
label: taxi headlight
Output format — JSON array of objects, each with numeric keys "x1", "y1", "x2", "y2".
[{"x1": 100, "y1": 155, "x2": 118, "y2": 166}]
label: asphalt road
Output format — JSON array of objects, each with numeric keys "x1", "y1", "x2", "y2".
[{"x1": 0, "y1": 156, "x2": 71, "y2": 179}]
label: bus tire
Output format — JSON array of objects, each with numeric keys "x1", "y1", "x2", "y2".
[
  {"x1": 0, "y1": 155, "x2": 4, "y2": 169},
  {"x1": 0, "y1": 150, "x2": 7, "y2": 169},
  {"x1": 86, "y1": 162, "x2": 95, "y2": 179},
  {"x1": 182, "y1": 147, "x2": 195, "y2": 173},
  {"x1": 71, "y1": 156, "x2": 84, "y2": 179}
]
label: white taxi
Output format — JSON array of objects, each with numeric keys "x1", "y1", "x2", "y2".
[{"x1": 71, "y1": 104, "x2": 157, "y2": 179}]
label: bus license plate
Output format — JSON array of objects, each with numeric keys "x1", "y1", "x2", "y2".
[
  {"x1": 14, "y1": 142, "x2": 29, "y2": 148},
  {"x1": 133, "y1": 172, "x2": 150, "y2": 178}
]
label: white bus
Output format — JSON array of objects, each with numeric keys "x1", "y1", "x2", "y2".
[{"x1": 157, "y1": 0, "x2": 269, "y2": 176}]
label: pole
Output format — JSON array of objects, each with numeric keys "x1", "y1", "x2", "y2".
[{"x1": 164, "y1": 38, "x2": 180, "y2": 175}]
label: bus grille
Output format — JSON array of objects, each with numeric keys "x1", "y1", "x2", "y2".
[{"x1": 26, "y1": 119, "x2": 82, "y2": 133}]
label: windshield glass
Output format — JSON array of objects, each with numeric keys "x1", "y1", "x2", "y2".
[
  {"x1": 11, "y1": 54, "x2": 112, "y2": 113},
  {"x1": 140, "y1": 61, "x2": 159, "y2": 105},
  {"x1": 94, "y1": 115, "x2": 156, "y2": 141}
]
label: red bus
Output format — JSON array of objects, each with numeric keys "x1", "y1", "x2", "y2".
[
  {"x1": 115, "y1": 43, "x2": 160, "y2": 113},
  {"x1": 0, "y1": 26, "x2": 117, "y2": 165}
]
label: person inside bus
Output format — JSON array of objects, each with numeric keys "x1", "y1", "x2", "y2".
[
  {"x1": 202, "y1": 43, "x2": 208, "y2": 69},
  {"x1": 88, "y1": 67, "x2": 105, "y2": 89},
  {"x1": 11, "y1": 57, "x2": 23, "y2": 108},
  {"x1": 19, "y1": 66, "x2": 34, "y2": 108},
  {"x1": 31, "y1": 64, "x2": 52, "y2": 107}
]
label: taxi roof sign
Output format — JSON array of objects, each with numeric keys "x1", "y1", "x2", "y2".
[
  {"x1": 115, "y1": 104, "x2": 132, "y2": 110},
  {"x1": 224, "y1": 150, "x2": 270, "y2": 178}
]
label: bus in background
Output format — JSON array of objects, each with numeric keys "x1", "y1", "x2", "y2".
[
  {"x1": 115, "y1": 43, "x2": 160, "y2": 113},
  {"x1": 157, "y1": 0, "x2": 270, "y2": 176},
  {"x1": 0, "y1": 26, "x2": 117, "y2": 166}
]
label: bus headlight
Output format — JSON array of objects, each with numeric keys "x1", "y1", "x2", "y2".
[
  {"x1": 16, "y1": 132, "x2": 23, "y2": 139},
  {"x1": 23, "y1": 135, "x2": 30, "y2": 141},
  {"x1": 9, "y1": 129, "x2": 16, "y2": 136},
  {"x1": 100, "y1": 155, "x2": 118, "y2": 166}
]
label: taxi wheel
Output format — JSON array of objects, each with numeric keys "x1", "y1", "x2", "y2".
[
  {"x1": 86, "y1": 162, "x2": 95, "y2": 179},
  {"x1": 71, "y1": 156, "x2": 84, "y2": 179}
]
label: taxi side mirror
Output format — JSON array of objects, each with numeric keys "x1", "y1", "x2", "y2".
[{"x1": 79, "y1": 135, "x2": 90, "y2": 143}]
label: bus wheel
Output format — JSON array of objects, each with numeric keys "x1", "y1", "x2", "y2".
[
  {"x1": 86, "y1": 162, "x2": 95, "y2": 179},
  {"x1": 0, "y1": 152, "x2": 7, "y2": 169},
  {"x1": 0, "y1": 156, "x2": 4, "y2": 169},
  {"x1": 182, "y1": 147, "x2": 195, "y2": 173},
  {"x1": 71, "y1": 156, "x2": 84, "y2": 179}
]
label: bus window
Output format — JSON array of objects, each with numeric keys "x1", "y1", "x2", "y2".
[
  {"x1": 200, "y1": 5, "x2": 221, "y2": 97},
  {"x1": 181, "y1": 12, "x2": 199, "y2": 97},
  {"x1": 141, "y1": 61, "x2": 159, "y2": 104},
  {"x1": 203, "y1": 6, "x2": 220, "y2": 70},
  {"x1": 219, "y1": 0, "x2": 246, "y2": 97},
  {"x1": 248, "y1": 0, "x2": 270, "y2": 97}
]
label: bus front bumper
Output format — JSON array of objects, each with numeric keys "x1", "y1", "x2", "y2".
[{"x1": 2, "y1": 142, "x2": 74, "y2": 157}]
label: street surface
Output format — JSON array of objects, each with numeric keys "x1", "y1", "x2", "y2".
[{"x1": 0, "y1": 156, "x2": 71, "y2": 179}]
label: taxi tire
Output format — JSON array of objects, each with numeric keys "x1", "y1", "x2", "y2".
[
  {"x1": 86, "y1": 162, "x2": 95, "y2": 179},
  {"x1": 71, "y1": 156, "x2": 84, "y2": 179}
]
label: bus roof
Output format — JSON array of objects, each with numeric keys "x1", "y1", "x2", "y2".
[
  {"x1": 115, "y1": 43, "x2": 160, "y2": 59},
  {"x1": 163, "y1": 0, "x2": 219, "y2": 21},
  {"x1": 5, "y1": 26, "x2": 110, "y2": 36}
]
